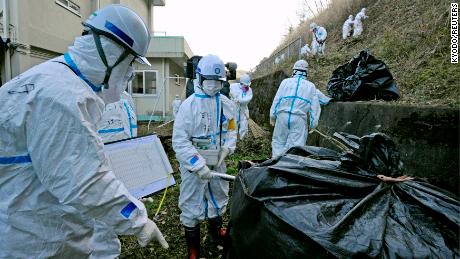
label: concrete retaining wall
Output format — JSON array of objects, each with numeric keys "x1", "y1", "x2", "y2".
[
  {"x1": 309, "y1": 102, "x2": 459, "y2": 193},
  {"x1": 250, "y1": 72, "x2": 459, "y2": 194}
]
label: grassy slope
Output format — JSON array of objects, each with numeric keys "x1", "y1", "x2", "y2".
[{"x1": 256, "y1": 0, "x2": 459, "y2": 106}]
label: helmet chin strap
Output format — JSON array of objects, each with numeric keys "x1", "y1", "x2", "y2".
[{"x1": 92, "y1": 32, "x2": 130, "y2": 89}]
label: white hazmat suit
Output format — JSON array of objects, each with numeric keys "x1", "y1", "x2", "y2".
[
  {"x1": 230, "y1": 82, "x2": 253, "y2": 139},
  {"x1": 353, "y1": 8, "x2": 369, "y2": 37},
  {"x1": 172, "y1": 95, "x2": 182, "y2": 118},
  {"x1": 300, "y1": 43, "x2": 312, "y2": 56},
  {"x1": 173, "y1": 81, "x2": 237, "y2": 228},
  {"x1": 342, "y1": 15, "x2": 354, "y2": 39},
  {"x1": 311, "y1": 23, "x2": 327, "y2": 55},
  {"x1": 270, "y1": 73, "x2": 331, "y2": 158},
  {"x1": 98, "y1": 91, "x2": 138, "y2": 143},
  {"x1": 0, "y1": 7, "x2": 167, "y2": 257}
]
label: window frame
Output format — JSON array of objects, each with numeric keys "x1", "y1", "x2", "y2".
[
  {"x1": 55, "y1": 0, "x2": 81, "y2": 17},
  {"x1": 130, "y1": 70, "x2": 160, "y2": 97}
]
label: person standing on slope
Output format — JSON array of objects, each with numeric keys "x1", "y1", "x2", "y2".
[{"x1": 269, "y1": 60, "x2": 331, "y2": 158}]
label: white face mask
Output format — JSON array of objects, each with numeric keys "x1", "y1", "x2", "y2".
[
  {"x1": 202, "y1": 80, "x2": 223, "y2": 96},
  {"x1": 100, "y1": 60, "x2": 134, "y2": 104},
  {"x1": 125, "y1": 66, "x2": 135, "y2": 83}
]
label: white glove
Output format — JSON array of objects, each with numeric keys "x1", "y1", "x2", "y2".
[
  {"x1": 196, "y1": 166, "x2": 212, "y2": 180},
  {"x1": 270, "y1": 117, "x2": 276, "y2": 127},
  {"x1": 137, "y1": 219, "x2": 169, "y2": 249},
  {"x1": 216, "y1": 147, "x2": 230, "y2": 167}
]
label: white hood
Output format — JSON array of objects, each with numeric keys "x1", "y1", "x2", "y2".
[{"x1": 68, "y1": 34, "x2": 134, "y2": 104}]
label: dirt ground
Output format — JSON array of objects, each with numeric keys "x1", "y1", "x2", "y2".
[{"x1": 120, "y1": 122, "x2": 272, "y2": 258}]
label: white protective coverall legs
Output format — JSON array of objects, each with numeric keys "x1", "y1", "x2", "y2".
[
  {"x1": 179, "y1": 163, "x2": 229, "y2": 227},
  {"x1": 173, "y1": 84, "x2": 237, "y2": 228},
  {"x1": 342, "y1": 16, "x2": 354, "y2": 40},
  {"x1": 0, "y1": 35, "x2": 153, "y2": 258},
  {"x1": 272, "y1": 112, "x2": 308, "y2": 158},
  {"x1": 98, "y1": 91, "x2": 138, "y2": 143}
]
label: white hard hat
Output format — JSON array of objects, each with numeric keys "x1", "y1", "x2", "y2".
[
  {"x1": 310, "y1": 22, "x2": 317, "y2": 29},
  {"x1": 293, "y1": 60, "x2": 308, "y2": 71},
  {"x1": 83, "y1": 4, "x2": 151, "y2": 65},
  {"x1": 175, "y1": 94, "x2": 180, "y2": 98},
  {"x1": 349, "y1": 15, "x2": 353, "y2": 19},
  {"x1": 240, "y1": 74, "x2": 251, "y2": 86},
  {"x1": 361, "y1": 8, "x2": 366, "y2": 12},
  {"x1": 196, "y1": 54, "x2": 226, "y2": 81}
]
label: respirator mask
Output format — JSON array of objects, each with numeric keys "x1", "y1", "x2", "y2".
[{"x1": 201, "y1": 80, "x2": 223, "y2": 96}]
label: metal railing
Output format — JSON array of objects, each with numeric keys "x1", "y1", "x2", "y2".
[{"x1": 255, "y1": 37, "x2": 304, "y2": 75}]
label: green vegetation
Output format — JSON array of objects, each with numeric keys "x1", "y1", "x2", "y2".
[{"x1": 255, "y1": 0, "x2": 458, "y2": 106}]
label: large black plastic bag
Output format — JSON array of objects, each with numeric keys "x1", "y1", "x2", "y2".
[
  {"x1": 228, "y1": 133, "x2": 459, "y2": 258},
  {"x1": 327, "y1": 50, "x2": 400, "y2": 101}
]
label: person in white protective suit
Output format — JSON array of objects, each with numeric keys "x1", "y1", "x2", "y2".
[
  {"x1": 98, "y1": 91, "x2": 138, "y2": 142},
  {"x1": 310, "y1": 22, "x2": 328, "y2": 55},
  {"x1": 172, "y1": 94, "x2": 182, "y2": 119},
  {"x1": 342, "y1": 15, "x2": 355, "y2": 40},
  {"x1": 172, "y1": 54, "x2": 237, "y2": 259},
  {"x1": 230, "y1": 73, "x2": 253, "y2": 139},
  {"x1": 353, "y1": 8, "x2": 369, "y2": 37},
  {"x1": 269, "y1": 60, "x2": 331, "y2": 158},
  {"x1": 300, "y1": 43, "x2": 312, "y2": 57},
  {"x1": 0, "y1": 5, "x2": 168, "y2": 258}
]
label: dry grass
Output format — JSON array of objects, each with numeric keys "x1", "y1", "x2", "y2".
[
  {"x1": 256, "y1": 0, "x2": 459, "y2": 106},
  {"x1": 273, "y1": 0, "x2": 370, "y2": 55}
]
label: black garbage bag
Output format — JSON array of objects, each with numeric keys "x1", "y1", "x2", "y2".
[
  {"x1": 327, "y1": 50, "x2": 399, "y2": 101},
  {"x1": 228, "y1": 133, "x2": 459, "y2": 258}
]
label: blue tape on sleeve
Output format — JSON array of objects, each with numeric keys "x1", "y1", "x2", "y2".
[
  {"x1": 0, "y1": 155, "x2": 32, "y2": 164},
  {"x1": 120, "y1": 202, "x2": 137, "y2": 218},
  {"x1": 98, "y1": 127, "x2": 125, "y2": 134},
  {"x1": 190, "y1": 154, "x2": 199, "y2": 165}
]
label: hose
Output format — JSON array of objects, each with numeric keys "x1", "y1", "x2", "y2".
[{"x1": 153, "y1": 173, "x2": 172, "y2": 219}]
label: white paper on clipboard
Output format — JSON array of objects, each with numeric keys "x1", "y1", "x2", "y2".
[{"x1": 103, "y1": 134, "x2": 175, "y2": 198}]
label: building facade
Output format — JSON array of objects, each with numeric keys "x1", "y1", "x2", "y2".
[
  {"x1": 130, "y1": 35, "x2": 193, "y2": 121},
  {"x1": 1, "y1": 0, "x2": 164, "y2": 82},
  {"x1": 1, "y1": 0, "x2": 191, "y2": 120}
]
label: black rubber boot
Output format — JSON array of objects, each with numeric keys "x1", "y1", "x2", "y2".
[
  {"x1": 207, "y1": 216, "x2": 226, "y2": 245},
  {"x1": 184, "y1": 224, "x2": 200, "y2": 259}
]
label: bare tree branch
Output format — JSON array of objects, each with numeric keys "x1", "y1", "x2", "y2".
[
  {"x1": 318, "y1": 0, "x2": 325, "y2": 11},
  {"x1": 304, "y1": 0, "x2": 316, "y2": 17},
  {"x1": 313, "y1": 0, "x2": 320, "y2": 16}
]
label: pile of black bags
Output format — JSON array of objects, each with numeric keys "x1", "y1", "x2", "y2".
[
  {"x1": 227, "y1": 133, "x2": 459, "y2": 258},
  {"x1": 327, "y1": 50, "x2": 400, "y2": 101}
]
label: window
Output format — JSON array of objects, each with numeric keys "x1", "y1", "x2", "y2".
[
  {"x1": 132, "y1": 71, "x2": 144, "y2": 94},
  {"x1": 55, "y1": 0, "x2": 81, "y2": 16},
  {"x1": 145, "y1": 71, "x2": 157, "y2": 94},
  {"x1": 131, "y1": 70, "x2": 158, "y2": 95}
]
